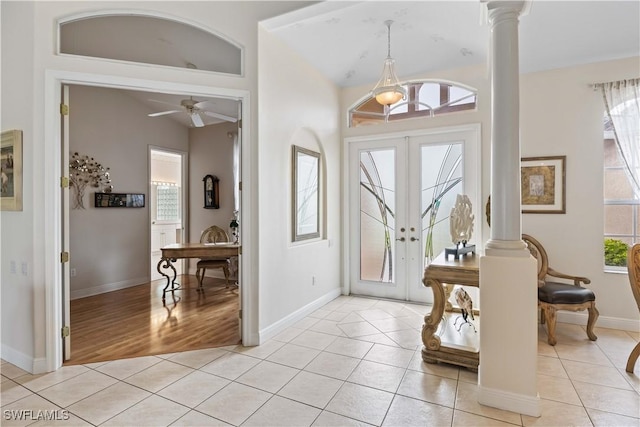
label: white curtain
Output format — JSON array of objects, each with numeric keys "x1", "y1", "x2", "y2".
[
  {"x1": 233, "y1": 133, "x2": 240, "y2": 212},
  {"x1": 229, "y1": 133, "x2": 240, "y2": 279},
  {"x1": 599, "y1": 78, "x2": 640, "y2": 198}
]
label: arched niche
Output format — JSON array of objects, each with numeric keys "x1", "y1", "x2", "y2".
[{"x1": 59, "y1": 12, "x2": 242, "y2": 75}]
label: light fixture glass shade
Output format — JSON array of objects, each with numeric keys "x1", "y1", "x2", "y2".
[
  {"x1": 371, "y1": 20, "x2": 406, "y2": 106},
  {"x1": 372, "y1": 57, "x2": 406, "y2": 105}
]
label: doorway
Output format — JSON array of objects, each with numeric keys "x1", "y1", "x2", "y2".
[
  {"x1": 149, "y1": 148, "x2": 186, "y2": 280},
  {"x1": 46, "y1": 71, "x2": 254, "y2": 371},
  {"x1": 347, "y1": 126, "x2": 481, "y2": 303}
]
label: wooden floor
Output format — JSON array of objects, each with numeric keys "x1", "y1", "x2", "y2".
[{"x1": 66, "y1": 275, "x2": 240, "y2": 365}]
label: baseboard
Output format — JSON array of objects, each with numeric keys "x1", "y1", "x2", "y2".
[
  {"x1": 32, "y1": 357, "x2": 48, "y2": 374},
  {"x1": 478, "y1": 385, "x2": 540, "y2": 417},
  {"x1": 70, "y1": 276, "x2": 150, "y2": 300},
  {"x1": 557, "y1": 311, "x2": 640, "y2": 332},
  {"x1": 1, "y1": 343, "x2": 35, "y2": 374},
  {"x1": 258, "y1": 287, "x2": 342, "y2": 343}
]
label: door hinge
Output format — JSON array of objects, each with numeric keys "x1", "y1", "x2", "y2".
[
  {"x1": 237, "y1": 119, "x2": 242, "y2": 129},
  {"x1": 60, "y1": 176, "x2": 69, "y2": 188},
  {"x1": 61, "y1": 326, "x2": 70, "y2": 338},
  {"x1": 239, "y1": 181, "x2": 242, "y2": 191},
  {"x1": 238, "y1": 246, "x2": 242, "y2": 255},
  {"x1": 238, "y1": 309, "x2": 242, "y2": 319},
  {"x1": 60, "y1": 252, "x2": 69, "y2": 263},
  {"x1": 60, "y1": 103, "x2": 69, "y2": 116}
]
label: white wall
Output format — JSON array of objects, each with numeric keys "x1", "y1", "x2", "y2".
[
  {"x1": 1, "y1": 0, "x2": 37, "y2": 366},
  {"x1": 258, "y1": 27, "x2": 342, "y2": 333},
  {"x1": 520, "y1": 57, "x2": 640, "y2": 327},
  {"x1": 68, "y1": 85, "x2": 188, "y2": 298}
]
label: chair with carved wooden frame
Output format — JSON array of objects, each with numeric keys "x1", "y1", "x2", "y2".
[
  {"x1": 196, "y1": 225, "x2": 231, "y2": 290},
  {"x1": 523, "y1": 234, "x2": 599, "y2": 346},
  {"x1": 626, "y1": 243, "x2": 640, "y2": 373}
]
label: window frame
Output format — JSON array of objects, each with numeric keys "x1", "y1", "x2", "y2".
[
  {"x1": 349, "y1": 80, "x2": 477, "y2": 128},
  {"x1": 603, "y1": 133, "x2": 639, "y2": 272}
]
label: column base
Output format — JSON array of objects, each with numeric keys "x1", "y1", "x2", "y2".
[
  {"x1": 478, "y1": 385, "x2": 540, "y2": 417},
  {"x1": 479, "y1": 254, "x2": 538, "y2": 415},
  {"x1": 485, "y1": 239, "x2": 529, "y2": 257}
]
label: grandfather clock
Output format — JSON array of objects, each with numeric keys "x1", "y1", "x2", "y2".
[{"x1": 203, "y1": 174, "x2": 219, "y2": 209}]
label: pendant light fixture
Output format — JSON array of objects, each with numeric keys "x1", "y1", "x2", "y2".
[{"x1": 371, "y1": 20, "x2": 406, "y2": 106}]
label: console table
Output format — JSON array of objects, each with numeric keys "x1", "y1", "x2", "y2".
[
  {"x1": 421, "y1": 251, "x2": 480, "y2": 371},
  {"x1": 158, "y1": 243, "x2": 240, "y2": 301}
]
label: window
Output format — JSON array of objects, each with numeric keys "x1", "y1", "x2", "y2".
[
  {"x1": 349, "y1": 81, "x2": 477, "y2": 127},
  {"x1": 59, "y1": 14, "x2": 242, "y2": 75},
  {"x1": 604, "y1": 117, "x2": 638, "y2": 270}
]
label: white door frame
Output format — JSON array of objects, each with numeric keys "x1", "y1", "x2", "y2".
[
  {"x1": 43, "y1": 70, "x2": 254, "y2": 371},
  {"x1": 342, "y1": 124, "x2": 482, "y2": 298},
  {"x1": 149, "y1": 146, "x2": 189, "y2": 279}
]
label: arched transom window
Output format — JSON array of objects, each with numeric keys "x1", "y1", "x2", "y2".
[
  {"x1": 349, "y1": 80, "x2": 477, "y2": 127},
  {"x1": 59, "y1": 13, "x2": 242, "y2": 75}
]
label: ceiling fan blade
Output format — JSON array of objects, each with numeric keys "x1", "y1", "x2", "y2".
[
  {"x1": 190, "y1": 112, "x2": 205, "y2": 127},
  {"x1": 194, "y1": 100, "x2": 217, "y2": 109},
  {"x1": 148, "y1": 110, "x2": 181, "y2": 117},
  {"x1": 201, "y1": 110, "x2": 238, "y2": 123},
  {"x1": 148, "y1": 99, "x2": 183, "y2": 109}
]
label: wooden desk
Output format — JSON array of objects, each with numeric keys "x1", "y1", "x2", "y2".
[
  {"x1": 158, "y1": 243, "x2": 240, "y2": 301},
  {"x1": 422, "y1": 251, "x2": 480, "y2": 371}
]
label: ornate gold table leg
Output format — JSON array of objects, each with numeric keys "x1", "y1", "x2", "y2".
[
  {"x1": 422, "y1": 277, "x2": 445, "y2": 364},
  {"x1": 157, "y1": 257, "x2": 180, "y2": 302},
  {"x1": 444, "y1": 283, "x2": 454, "y2": 312}
]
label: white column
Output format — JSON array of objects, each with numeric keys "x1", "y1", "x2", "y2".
[
  {"x1": 478, "y1": 0, "x2": 540, "y2": 417},
  {"x1": 485, "y1": 0, "x2": 528, "y2": 257}
]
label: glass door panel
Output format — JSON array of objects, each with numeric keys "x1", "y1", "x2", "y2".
[
  {"x1": 360, "y1": 149, "x2": 396, "y2": 283},
  {"x1": 350, "y1": 138, "x2": 407, "y2": 299}
]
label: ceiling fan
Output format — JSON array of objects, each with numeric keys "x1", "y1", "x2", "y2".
[{"x1": 148, "y1": 97, "x2": 237, "y2": 127}]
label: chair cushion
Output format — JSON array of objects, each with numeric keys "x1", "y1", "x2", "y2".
[
  {"x1": 538, "y1": 282, "x2": 595, "y2": 304},
  {"x1": 197, "y1": 259, "x2": 229, "y2": 268}
]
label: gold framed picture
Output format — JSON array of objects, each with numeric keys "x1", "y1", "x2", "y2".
[
  {"x1": 521, "y1": 155, "x2": 566, "y2": 214},
  {"x1": 1, "y1": 130, "x2": 23, "y2": 211}
]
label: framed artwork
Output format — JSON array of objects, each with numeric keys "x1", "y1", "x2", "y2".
[
  {"x1": 203, "y1": 174, "x2": 219, "y2": 209},
  {"x1": 292, "y1": 145, "x2": 320, "y2": 241},
  {"x1": 94, "y1": 193, "x2": 145, "y2": 208},
  {"x1": 1, "y1": 130, "x2": 23, "y2": 211},
  {"x1": 521, "y1": 155, "x2": 566, "y2": 214}
]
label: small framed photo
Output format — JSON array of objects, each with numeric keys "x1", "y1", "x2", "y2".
[
  {"x1": 521, "y1": 155, "x2": 566, "y2": 214},
  {"x1": 1, "y1": 130, "x2": 23, "y2": 211}
]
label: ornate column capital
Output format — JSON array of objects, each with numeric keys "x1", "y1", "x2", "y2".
[{"x1": 484, "y1": 0, "x2": 531, "y2": 25}]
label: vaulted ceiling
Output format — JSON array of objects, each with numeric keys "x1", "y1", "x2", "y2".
[{"x1": 263, "y1": 1, "x2": 640, "y2": 88}]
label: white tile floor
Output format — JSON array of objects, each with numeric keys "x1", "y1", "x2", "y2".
[{"x1": 2, "y1": 295, "x2": 639, "y2": 426}]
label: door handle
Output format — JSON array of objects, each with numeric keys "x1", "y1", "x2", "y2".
[
  {"x1": 396, "y1": 237, "x2": 406, "y2": 242},
  {"x1": 410, "y1": 237, "x2": 419, "y2": 242}
]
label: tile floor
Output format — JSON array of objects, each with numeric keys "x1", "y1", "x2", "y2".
[{"x1": 2, "y1": 295, "x2": 639, "y2": 426}]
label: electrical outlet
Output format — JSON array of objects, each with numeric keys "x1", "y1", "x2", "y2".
[
  {"x1": 10, "y1": 261, "x2": 16, "y2": 274},
  {"x1": 21, "y1": 262, "x2": 28, "y2": 276},
  {"x1": 70, "y1": 268, "x2": 76, "y2": 277}
]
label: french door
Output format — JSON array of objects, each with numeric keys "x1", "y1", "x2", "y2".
[{"x1": 348, "y1": 126, "x2": 480, "y2": 303}]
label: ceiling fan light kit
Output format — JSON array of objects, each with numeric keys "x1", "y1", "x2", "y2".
[
  {"x1": 372, "y1": 20, "x2": 407, "y2": 106},
  {"x1": 148, "y1": 97, "x2": 237, "y2": 127}
]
